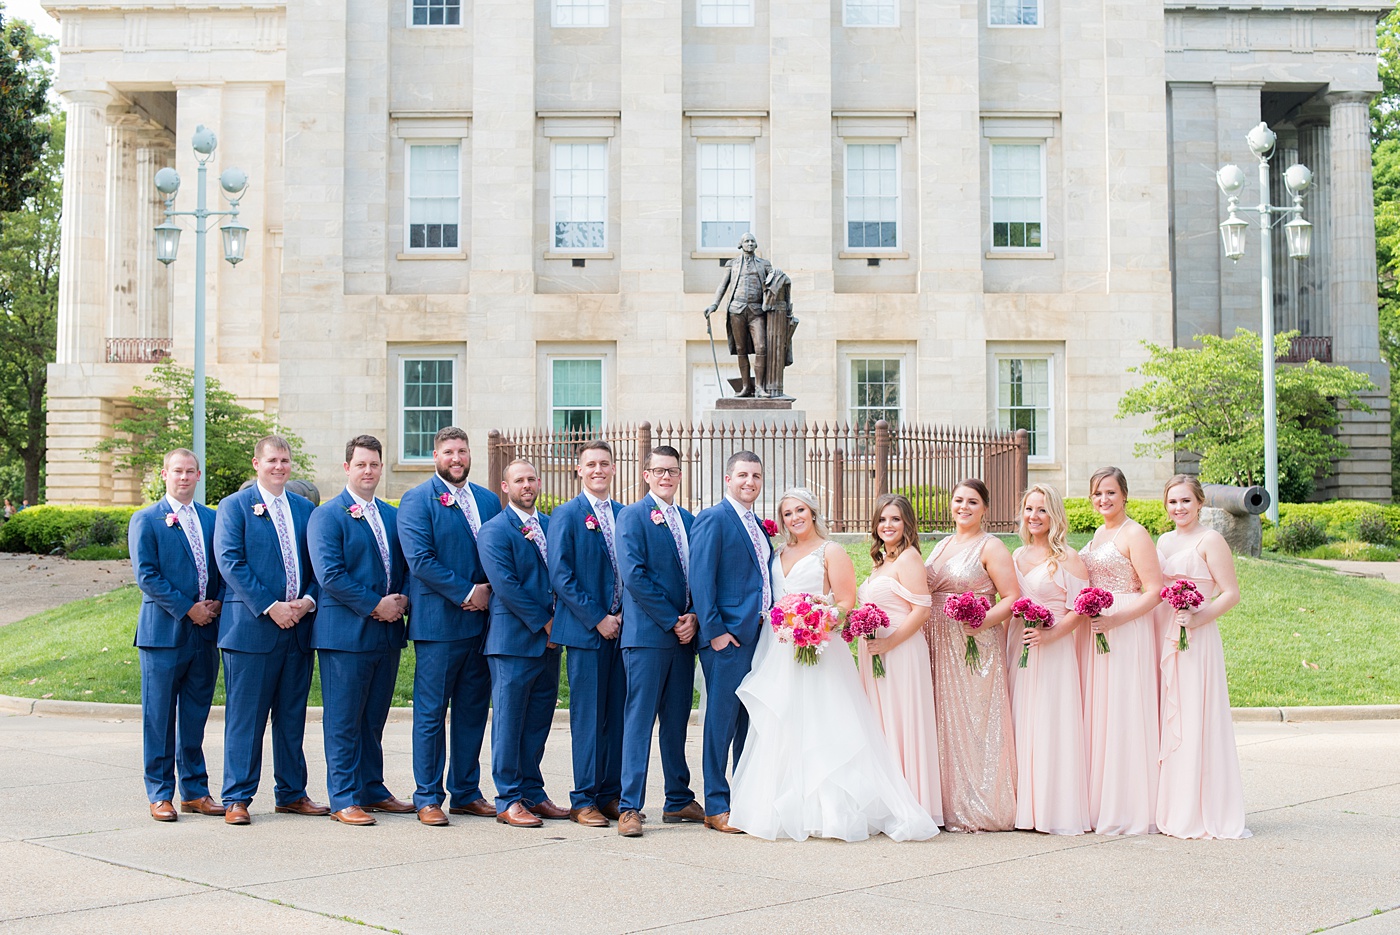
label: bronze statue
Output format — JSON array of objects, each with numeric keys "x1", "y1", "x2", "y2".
[{"x1": 703, "y1": 233, "x2": 798, "y2": 400}]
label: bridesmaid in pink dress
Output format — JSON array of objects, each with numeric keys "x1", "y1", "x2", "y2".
[
  {"x1": 1156, "y1": 475, "x2": 1250, "y2": 839},
  {"x1": 924, "y1": 479, "x2": 1020, "y2": 832},
  {"x1": 1011, "y1": 484, "x2": 1092, "y2": 835},
  {"x1": 1079, "y1": 466, "x2": 1163, "y2": 836},
  {"x1": 858, "y1": 494, "x2": 943, "y2": 825}
]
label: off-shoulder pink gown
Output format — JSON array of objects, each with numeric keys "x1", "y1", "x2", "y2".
[
  {"x1": 924, "y1": 534, "x2": 1016, "y2": 832},
  {"x1": 857, "y1": 571, "x2": 944, "y2": 825},
  {"x1": 1080, "y1": 526, "x2": 1159, "y2": 835},
  {"x1": 1011, "y1": 551, "x2": 1091, "y2": 835},
  {"x1": 1156, "y1": 546, "x2": 1250, "y2": 839}
]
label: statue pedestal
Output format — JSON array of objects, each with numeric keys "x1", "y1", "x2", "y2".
[
  {"x1": 701, "y1": 406, "x2": 805, "y2": 519},
  {"x1": 714, "y1": 396, "x2": 794, "y2": 411}
]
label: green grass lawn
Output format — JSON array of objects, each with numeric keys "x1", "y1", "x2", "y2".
[{"x1": 1, "y1": 542, "x2": 1396, "y2": 708}]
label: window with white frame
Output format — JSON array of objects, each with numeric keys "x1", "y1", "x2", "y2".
[
  {"x1": 551, "y1": 358, "x2": 604, "y2": 433},
  {"x1": 554, "y1": 0, "x2": 607, "y2": 27},
  {"x1": 411, "y1": 0, "x2": 460, "y2": 26},
  {"x1": 990, "y1": 143, "x2": 1044, "y2": 250},
  {"x1": 845, "y1": 143, "x2": 899, "y2": 251},
  {"x1": 697, "y1": 142, "x2": 753, "y2": 250},
  {"x1": 850, "y1": 358, "x2": 902, "y2": 432},
  {"x1": 844, "y1": 0, "x2": 897, "y2": 27},
  {"x1": 997, "y1": 357, "x2": 1051, "y2": 459},
  {"x1": 552, "y1": 142, "x2": 608, "y2": 251},
  {"x1": 402, "y1": 358, "x2": 455, "y2": 460},
  {"x1": 406, "y1": 143, "x2": 460, "y2": 252},
  {"x1": 697, "y1": 0, "x2": 752, "y2": 26},
  {"x1": 989, "y1": 0, "x2": 1038, "y2": 26}
]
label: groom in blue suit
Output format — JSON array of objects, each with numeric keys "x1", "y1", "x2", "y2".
[
  {"x1": 395, "y1": 426, "x2": 501, "y2": 826},
  {"x1": 307, "y1": 435, "x2": 413, "y2": 826},
  {"x1": 689, "y1": 450, "x2": 772, "y2": 833},
  {"x1": 547, "y1": 440, "x2": 626, "y2": 828},
  {"x1": 477, "y1": 458, "x2": 567, "y2": 828},
  {"x1": 129, "y1": 448, "x2": 225, "y2": 822},
  {"x1": 214, "y1": 435, "x2": 327, "y2": 825},
  {"x1": 614, "y1": 445, "x2": 705, "y2": 837}
]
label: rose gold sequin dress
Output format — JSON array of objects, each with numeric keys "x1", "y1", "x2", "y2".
[{"x1": 924, "y1": 534, "x2": 1016, "y2": 832}]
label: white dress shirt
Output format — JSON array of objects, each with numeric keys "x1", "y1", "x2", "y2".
[{"x1": 258, "y1": 482, "x2": 310, "y2": 613}]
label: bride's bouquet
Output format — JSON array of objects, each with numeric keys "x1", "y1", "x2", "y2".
[{"x1": 769, "y1": 592, "x2": 841, "y2": 667}]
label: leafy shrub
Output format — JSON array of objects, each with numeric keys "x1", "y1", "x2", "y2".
[
  {"x1": 1269, "y1": 501, "x2": 1400, "y2": 542},
  {"x1": 0, "y1": 506, "x2": 139, "y2": 554},
  {"x1": 1354, "y1": 511, "x2": 1395, "y2": 546},
  {"x1": 1276, "y1": 518, "x2": 1329, "y2": 554},
  {"x1": 535, "y1": 494, "x2": 565, "y2": 516},
  {"x1": 1063, "y1": 498, "x2": 1173, "y2": 535},
  {"x1": 67, "y1": 544, "x2": 130, "y2": 561},
  {"x1": 1295, "y1": 540, "x2": 1400, "y2": 562},
  {"x1": 892, "y1": 485, "x2": 951, "y2": 530}
]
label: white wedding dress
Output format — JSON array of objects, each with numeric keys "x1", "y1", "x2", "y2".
[{"x1": 728, "y1": 546, "x2": 940, "y2": 842}]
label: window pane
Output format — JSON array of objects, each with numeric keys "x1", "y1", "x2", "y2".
[
  {"x1": 697, "y1": 0, "x2": 752, "y2": 26},
  {"x1": 551, "y1": 359, "x2": 604, "y2": 434},
  {"x1": 412, "y1": 0, "x2": 461, "y2": 26},
  {"x1": 845, "y1": 0, "x2": 896, "y2": 26},
  {"x1": 553, "y1": 143, "x2": 608, "y2": 250},
  {"x1": 403, "y1": 358, "x2": 454, "y2": 460},
  {"x1": 997, "y1": 358, "x2": 1050, "y2": 457},
  {"x1": 850, "y1": 358, "x2": 901, "y2": 432},
  {"x1": 698, "y1": 142, "x2": 753, "y2": 249},
  {"x1": 989, "y1": 0, "x2": 1038, "y2": 25},
  {"x1": 990, "y1": 144, "x2": 1044, "y2": 250},
  {"x1": 845, "y1": 143, "x2": 898, "y2": 250},
  {"x1": 408, "y1": 144, "x2": 460, "y2": 252},
  {"x1": 555, "y1": 0, "x2": 607, "y2": 26}
]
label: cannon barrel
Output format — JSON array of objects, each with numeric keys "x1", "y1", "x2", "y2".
[{"x1": 1202, "y1": 484, "x2": 1270, "y2": 517}]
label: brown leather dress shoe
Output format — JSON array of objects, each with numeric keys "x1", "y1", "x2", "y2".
[
  {"x1": 496, "y1": 802, "x2": 543, "y2": 828},
  {"x1": 331, "y1": 806, "x2": 377, "y2": 826},
  {"x1": 600, "y1": 799, "x2": 645, "y2": 822},
  {"x1": 417, "y1": 804, "x2": 450, "y2": 826},
  {"x1": 527, "y1": 798, "x2": 569, "y2": 820},
  {"x1": 224, "y1": 802, "x2": 251, "y2": 825},
  {"x1": 663, "y1": 801, "x2": 706, "y2": 824},
  {"x1": 364, "y1": 796, "x2": 415, "y2": 814},
  {"x1": 569, "y1": 806, "x2": 609, "y2": 827},
  {"x1": 275, "y1": 797, "x2": 332, "y2": 816},
  {"x1": 704, "y1": 811, "x2": 743, "y2": 834},
  {"x1": 449, "y1": 798, "x2": 495, "y2": 817},
  {"x1": 180, "y1": 795, "x2": 226, "y2": 817},
  {"x1": 149, "y1": 800, "x2": 178, "y2": 822},
  {"x1": 617, "y1": 809, "x2": 644, "y2": 838}
]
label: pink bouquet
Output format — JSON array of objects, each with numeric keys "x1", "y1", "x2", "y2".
[
  {"x1": 1160, "y1": 579, "x2": 1204, "y2": 652},
  {"x1": 944, "y1": 591, "x2": 992, "y2": 670},
  {"x1": 1073, "y1": 587, "x2": 1115, "y2": 654},
  {"x1": 843, "y1": 602, "x2": 891, "y2": 678},
  {"x1": 768, "y1": 592, "x2": 841, "y2": 666},
  {"x1": 1011, "y1": 597, "x2": 1054, "y2": 669}
]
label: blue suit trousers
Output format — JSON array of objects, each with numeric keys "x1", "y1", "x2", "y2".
[
  {"x1": 619, "y1": 645, "x2": 697, "y2": 814},
  {"x1": 488, "y1": 648, "x2": 561, "y2": 813},
  {"x1": 697, "y1": 640, "x2": 758, "y2": 816},
  {"x1": 221, "y1": 626, "x2": 313, "y2": 807},
  {"x1": 564, "y1": 641, "x2": 625, "y2": 810},
  {"x1": 411, "y1": 636, "x2": 492, "y2": 809},
  {"x1": 139, "y1": 639, "x2": 220, "y2": 803},
  {"x1": 318, "y1": 646, "x2": 400, "y2": 811}
]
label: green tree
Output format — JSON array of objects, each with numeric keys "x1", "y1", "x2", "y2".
[
  {"x1": 0, "y1": 14, "x2": 51, "y2": 215},
  {"x1": 88, "y1": 361, "x2": 314, "y2": 504},
  {"x1": 1118, "y1": 329, "x2": 1378, "y2": 502}
]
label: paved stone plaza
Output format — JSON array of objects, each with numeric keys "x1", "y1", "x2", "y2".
[{"x1": 1, "y1": 708, "x2": 1396, "y2": 934}]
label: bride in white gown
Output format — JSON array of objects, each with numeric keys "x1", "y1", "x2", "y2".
[{"x1": 728, "y1": 488, "x2": 940, "y2": 842}]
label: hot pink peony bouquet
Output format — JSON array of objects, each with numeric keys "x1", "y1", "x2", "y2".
[
  {"x1": 944, "y1": 591, "x2": 992, "y2": 670},
  {"x1": 1011, "y1": 597, "x2": 1054, "y2": 669},
  {"x1": 843, "y1": 602, "x2": 891, "y2": 678},
  {"x1": 1160, "y1": 579, "x2": 1204, "y2": 652},
  {"x1": 768, "y1": 592, "x2": 841, "y2": 666},
  {"x1": 1073, "y1": 586, "x2": 1115, "y2": 654}
]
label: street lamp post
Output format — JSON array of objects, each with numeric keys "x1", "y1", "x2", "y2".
[
  {"x1": 153, "y1": 125, "x2": 249, "y2": 504},
  {"x1": 1216, "y1": 122, "x2": 1314, "y2": 524}
]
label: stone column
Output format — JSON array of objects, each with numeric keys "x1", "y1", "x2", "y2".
[
  {"x1": 216, "y1": 84, "x2": 272, "y2": 363},
  {"x1": 55, "y1": 89, "x2": 112, "y2": 364},
  {"x1": 135, "y1": 129, "x2": 174, "y2": 340},
  {"x1": 1168, "y1": 82, "x2": 1221, "y2": 346},
  {"x1": 171, "y1": 84, "x2": 223, "y2": 366},
  {"x1": 1294, "y1": 118, "x2": 1330, "y2": 339},
  {"x1": 104, "y1": 112, "x2": 141, "y2": 343},
  {"x1": 1326, "y1": 91, "x2": 1382, "y2": 377},
  {"x1": 1213, "y1": 81, "x2": 1264, "y2": 339}
]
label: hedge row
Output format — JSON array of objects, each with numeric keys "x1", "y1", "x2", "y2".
[
  {"x1": 1270, "y1": 501, "x2": 1400, "y2": 541},
  {"x1": 0, "y1": 506, "x2": 140, "y2": 555},
  {"x1": 1063, "y1": 498, "x2": 1172, "y2": 535}
]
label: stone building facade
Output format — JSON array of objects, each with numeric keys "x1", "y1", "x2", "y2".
[{"x1": 43, "y1": 0, "x2": 1391, "y2": 504}]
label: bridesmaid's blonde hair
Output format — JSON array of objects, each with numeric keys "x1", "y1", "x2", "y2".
[
  {"x1": 776, "y1": 487, "x2": 830, "y2": 548},
  {"x1": 1163, "y1": 473, "x2": 1206, "y2": 510},
  {"x1": 1017, "y1": 484, "x2": 1072, "y2": 575}
]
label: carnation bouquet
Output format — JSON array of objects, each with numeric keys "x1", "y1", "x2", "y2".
[
  {"x1": 1011, "y1": 597, "x2": 1055, "y2": 669},
  {"x1": 768, "y1": 592, "x2": 842, "y2": 666},
  {"x1": 1073, "y1": 587, "x2": 1115, "y2": 654},
  {"x1": 943, "y1": 591, "x2": 992, "y2": 670},
  {"x1": 1160, "y1": 579, "x2": 1204, "y2": 652},
  {"x1": 843, "y1": 602, "x2": 891, "y2": 678}
]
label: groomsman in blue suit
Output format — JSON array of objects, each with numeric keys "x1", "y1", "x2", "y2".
[
  {"x1": 308, "y1": 435, "x2": 414, "y2": 827},
  {"x1": 214, "y1": 435, "x2": 328, "y2": 825},
  {"x1": 395, "y1": 426, "x2": 501, "y2": 826},
  {"x1": 614, "y1": 445, "x2": 706, "y2": 838},
  {"x1": 477, "y1": 459, "x2": 567, "y2": 828},
  {"x1": 689, "y1": 450, "x2": 772, "y2": 833},
  {"x1": 547, "y1": 440, "x2": 626, "y2": 828},
  {"x1": 129, "y1": 448, "x2": 226, "y2": 822}
]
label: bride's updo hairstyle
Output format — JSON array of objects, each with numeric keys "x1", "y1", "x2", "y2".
[{"x1": 777, "y1": 486, "x2": 830, "y2": 548}]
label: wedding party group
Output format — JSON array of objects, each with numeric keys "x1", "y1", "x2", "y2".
[{"x1": 129, "y1": 427, "x2": 1248, "y2": 844}]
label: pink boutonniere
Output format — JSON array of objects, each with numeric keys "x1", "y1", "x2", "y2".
[
  {"x1": 252, "y1": 502, "x2": 266, "y2": 517},
  {"x1": 762, "y1": 518, "x2": 778, "y2": 537},
  {"x1": 439, "y1": 491, "x2": 454, "y2": 507},
  {"x1": 584, "y1": 514, "x2": 600, "y2": 531},
  {"x1": 650, "y1": 508, "x2": 666, "y2": 526},
  {"x1": 521, "y1": 524, "x2": 536, "y2": 541},
  {"x1": 165, "y1": 512, "x2": 180, "y2": 528},
  {"x1": 347, "y1": 504, "x2": 366, "y2": 520}
]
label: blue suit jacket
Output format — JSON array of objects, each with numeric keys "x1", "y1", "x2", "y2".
[
  {"x1": 307, "y1": 490, "x2": 410, "y2": 653},
  {"x1": 214, "y1": 485, "x2": 319, "y2": 654},
  {"x1": 547, "y1": 492, "x2": 624, "y2": 650},
  {"x1": 129, "y1": 500, "x2": 225, "y2": 649},
  {"x1": 618, "y1": 494, "x2": 694, "y2": 651},
  {"x1": 477, "y1": 508, "x2": 555, "y2": 658},
  {"x1": 397, "y1": 475, "x2": 501, "y2": 643},
  {"x1": 690, "y1": 500, "x2": 773, "y2": 646}
]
